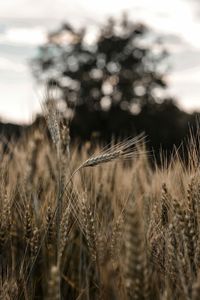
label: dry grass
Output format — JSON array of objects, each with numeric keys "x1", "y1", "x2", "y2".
[{"x1": 0, "y1": 114, "x2": 200, "y2": 299}]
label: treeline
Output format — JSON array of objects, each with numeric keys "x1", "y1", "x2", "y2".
[{"x1": 0, "y1": 100, "x2": 199, "y2": 164}]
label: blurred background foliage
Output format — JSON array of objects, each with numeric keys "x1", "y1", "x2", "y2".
[{"x1": 31, "y1": 15, "x2": 168, "y2": 110}]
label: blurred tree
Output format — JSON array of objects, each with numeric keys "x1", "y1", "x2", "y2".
[{"x1": 31, "y1": 14, "x2": 168, "y2": 115}]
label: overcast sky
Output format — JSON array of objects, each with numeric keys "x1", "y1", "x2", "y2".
[{"x1": 0, "y1": 0, "x2": 200, "y2": 123}]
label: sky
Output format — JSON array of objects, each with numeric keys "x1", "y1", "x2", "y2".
[{"x1": 0, "y1": 0, "x2": 200, "y2": 123}]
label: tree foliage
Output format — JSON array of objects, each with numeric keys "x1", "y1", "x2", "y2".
[{"x1": 31, "y1": 15, "x2": 168, "y2": 114}]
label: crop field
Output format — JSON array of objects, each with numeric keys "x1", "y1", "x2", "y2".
[{"x1": 0, "y1": 108, "x2": 200, "y2": 300}]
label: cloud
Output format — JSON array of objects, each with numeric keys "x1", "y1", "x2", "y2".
[
  {"x1": 0, "y1": 26, "x2": 46, "y2": 46},
  {"x1": 0, "y1": 0, "x2": 79, "y2": 20},
  {"x1": 0, "y1": 57, "x2": 27, "y2": 72}
]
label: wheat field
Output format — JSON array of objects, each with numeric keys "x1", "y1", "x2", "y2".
[{"x1": 0, "y1": 111, "x2": 200, "y2": 300}]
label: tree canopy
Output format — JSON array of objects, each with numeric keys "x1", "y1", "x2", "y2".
[{"x1": 31, "y1": 15, "x2": 168, "y2": 115}]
